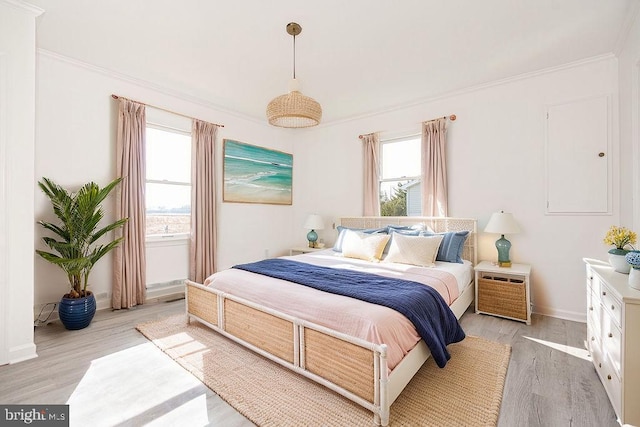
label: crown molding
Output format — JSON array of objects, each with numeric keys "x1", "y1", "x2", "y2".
[
  {"x1": 322, "y1": 53, "x2": 617, "y2": 128},
  {"x1": 39, "y1": 48, "x2": 616, "y2": 130},
  {"x1": 37, "y1": 48, "x2": 267, "y2": 126},
  {"x1": 1, "y1": 0, "x2": 44, "y2": 16}
]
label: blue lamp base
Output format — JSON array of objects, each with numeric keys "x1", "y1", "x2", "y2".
[
  {"x1": 307, "y1": 229, "x2": 318, "y2": 248},
  {"x1": 495, "y1": 234, "x2": 512, "y2": 267}
]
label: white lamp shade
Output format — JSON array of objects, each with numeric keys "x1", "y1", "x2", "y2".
[
  {"x1": 484, "y1": 211, "x2": 521, "y2": 234},
  {"x1": 303, "y1": 214, "x2": 324, "y2": 230}
]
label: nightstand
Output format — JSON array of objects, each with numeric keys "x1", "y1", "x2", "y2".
[
  {"x1": 289, "y1": 247, "x2": 326, "y2": 256},
  {"x1": 474, "y1": 260, "x2": 532, "y2": 324}
]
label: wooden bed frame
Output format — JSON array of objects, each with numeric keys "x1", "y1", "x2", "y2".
[{"x1": 185, "y1": 216, "x2": 477, "y2": 426}]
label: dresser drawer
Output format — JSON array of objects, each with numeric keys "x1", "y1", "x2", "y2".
[
  {"x1": 601, "y1": 316, "x2": 622, "y2": 377},
  {"x1": 587, "y1": 321, "x2": 601, "y2": 355},
  {"x1": 587, "y1": 305, "x2": 601, "y2": 343},
  {"x1": 588, "y1": 268, "x2": 602, "y2": 297},
  {"x1": 600, "y1": 284, "x2": 622, "y2": 327},
  {"x1": 588, "y1": 290, "x2": 602, "y2": 328},
  {"x1": 593, "y1": 348, "x2": 622, "y2": 417}
]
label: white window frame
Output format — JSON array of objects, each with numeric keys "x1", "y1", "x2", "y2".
[{"x1": 145, "y1": 122, "x2": 191, "y2": 242}]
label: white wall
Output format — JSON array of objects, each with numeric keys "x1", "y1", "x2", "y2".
[
  {"x1": 34, "y1": 51, "x2": 296, "y2": 310},
  {"x1": 618, "y1": 10, "x2": 640, "y2": 230},
  {"x1": 294, "y1": 56, "x2": 620, "y2": 321},
  {"x1": 0, "y1": 0, "x2": 42, "y2": 364}
]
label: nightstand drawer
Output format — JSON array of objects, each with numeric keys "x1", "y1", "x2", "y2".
[{"x1": 477, "y1": 276, "x2": 527, "y2": 321}]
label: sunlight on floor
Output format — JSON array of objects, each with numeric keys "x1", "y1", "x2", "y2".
[
  {"x1": 146, "y1": 394, "x2": 210, "y2": 427},
  {"x1": 67, "y1": 342, "x2": 210, "y2": 426},
  {"x1": 523, "y1": 336, "x2": 591, "y2": 361}
]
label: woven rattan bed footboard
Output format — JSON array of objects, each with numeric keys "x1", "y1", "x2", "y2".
[{"x1": 185, "y1": 280, "x2": 390, "y2": 424}]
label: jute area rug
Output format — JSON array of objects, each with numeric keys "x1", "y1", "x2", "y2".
[{"x1": 137, "y1": 315, "x2": 511, "y2": 427}]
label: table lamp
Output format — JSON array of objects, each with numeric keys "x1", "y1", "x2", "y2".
[
  {"x1": 303, "y1": 214, "x2": 324, "y2": 248},
  {"x1": 484, "y1": 211, "x2": 521, "y2": 267}
]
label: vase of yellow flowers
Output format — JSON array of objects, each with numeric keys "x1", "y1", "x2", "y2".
[{"x1": 604, "y1": 225, "x2": 637, "y2": 274}]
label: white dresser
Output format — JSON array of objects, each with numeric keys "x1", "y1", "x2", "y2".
[{"x1": 584, "y1": 258, "x2": 640, "y2": 425}]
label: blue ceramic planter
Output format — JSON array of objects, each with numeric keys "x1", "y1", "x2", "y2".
[
  {"x1": 626, "y1": 250, "x2": 640, "y2": 268},
  {"x1": 58, "y1": 292, "x2": 96, "y2": 330}
]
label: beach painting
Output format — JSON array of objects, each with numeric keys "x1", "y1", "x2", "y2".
[{"x1": 223, "y1": 139, "x2": 293, "y2": 205}]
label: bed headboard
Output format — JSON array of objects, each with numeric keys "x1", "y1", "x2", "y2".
[{"x1": 339, "y1": 216, "x2": 478, "y2": 266}]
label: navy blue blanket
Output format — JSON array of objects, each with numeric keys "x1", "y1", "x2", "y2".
[{"x1": 232, "y1": 259, "x2": 465, "y2": 368}]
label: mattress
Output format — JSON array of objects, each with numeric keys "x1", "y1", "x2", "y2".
[{"x1": 204, "y1": 251, "x2": 473, "y2": 370}]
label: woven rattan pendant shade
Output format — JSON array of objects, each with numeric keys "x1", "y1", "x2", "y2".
[
  {"x1": 267, "y1": 89, "x2": 322, "y2": 128},
  {"x1": 266, "y1": 22, "x2": 322, "y2": 128}
]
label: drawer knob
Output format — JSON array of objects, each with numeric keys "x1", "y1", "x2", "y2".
[
  {"x1": 599, "y1": 363, "x2": 602, "y2": 368},
  {"x1": 591, "y1": 336, "x2": 595, "y2": 341},
  {"x1": 602, "y1": 291, "x2": 607, "y2": 296},
  {"x1": 608, "y1": 375, "x2": 612, "y2": 380},
  {"x1": 589, "y1": 306, "x2": 593, "y2": 311},
  {"x1": 611, "y1": 305, "x2": 615, "y2": 310},
  {"x1": 608, "y1": 333, "x2": 613, "y2": 338},
  {"x1": 590, "y1": 276, "x2": 593, "y2": 280}
]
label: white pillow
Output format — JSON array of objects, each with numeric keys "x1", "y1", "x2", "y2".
[
  {"x1": 383, "y1": 233, "x2": 444, "y2": 267},
  {"x1": 341, "y1": 230, "x2": 391, "y2": 262}
]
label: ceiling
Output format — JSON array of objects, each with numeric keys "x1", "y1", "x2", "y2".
[{"x1": 29, "y1": 0, "x2": 637, "y2": 124}]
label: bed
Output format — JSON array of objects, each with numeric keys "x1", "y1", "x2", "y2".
[{"x1": 185, "y1": 216, "x2": 477, "y2": 426}]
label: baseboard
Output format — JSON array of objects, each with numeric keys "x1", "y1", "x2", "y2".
[
  {"x1": 33, "y1": 285, "x2": 186, "y2": 326},
  {"x1": 533, "y1": 305, "x2": 586, "y2": 323},
  {"x1": 146, "y1": 283, "x2": 185, "y2": 302},
  {"x1": 9, "y1": 342, "x2": 37, "y2": 364}
]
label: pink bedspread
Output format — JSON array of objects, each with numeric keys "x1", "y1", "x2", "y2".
[{"x1": 204, "y1": 251, "x2": 460, "y2": 371}]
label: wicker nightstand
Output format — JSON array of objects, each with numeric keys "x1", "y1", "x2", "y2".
[{"x1": 474, "y1": 261, "x2": 531, "y2": 324}]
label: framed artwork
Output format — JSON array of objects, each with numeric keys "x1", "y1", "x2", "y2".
[{"x1": 223, "y1": 139, "x2": 293, "y2": 205}]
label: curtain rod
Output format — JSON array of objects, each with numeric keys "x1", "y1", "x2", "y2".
[
  {"x1": 425, "y1": 114, "x2": 456, "y2": 124},
  {"x1": 111, "y1": 94, "x2": 225, "y2": 128},
  {"x1": 358, "y1": 114, "x2": 456, "y2": 139}
]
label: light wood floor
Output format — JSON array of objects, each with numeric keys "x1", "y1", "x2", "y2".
[{"x1": 0, "y1": 299, "x2": 618, "y2": 426}]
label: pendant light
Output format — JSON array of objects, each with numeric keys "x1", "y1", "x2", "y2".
[{"x1": 266, "y1": 22, "x2": 322, "y2": 128}]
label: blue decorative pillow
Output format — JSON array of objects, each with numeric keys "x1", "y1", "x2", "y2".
[
  {"x1": 421, "y1": 230, "x2": 470, "y2": 263},
  {"x1": 333, "y1": 226, "x2": 387, "y2": 252},
  {"x1": 385, "y1": 225, "x2": 414, "y2": 233}
]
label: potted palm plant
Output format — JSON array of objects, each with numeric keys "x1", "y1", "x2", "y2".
[{"x1": 36, "y1": 177, "x2": 128, "y2": 330}]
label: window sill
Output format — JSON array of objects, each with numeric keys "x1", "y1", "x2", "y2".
[{"x1": 146, "y1": 234, "x2": 190, "y2": 247}]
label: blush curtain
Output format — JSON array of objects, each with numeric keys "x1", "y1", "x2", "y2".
[
  {"x1": 421, "y1": 118, "x2": 448, "y2": 217},
  {"x1": 190, "y1": 119, "x2": 219, "y2": 283},
  {"x1": 362, "y1": 132, "x2": 381, "y2": 216},
  {"x1": 113, "y1": 99, "x2": 147, "y2": 309}
]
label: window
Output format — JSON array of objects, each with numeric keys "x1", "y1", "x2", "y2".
[
  {"x1": 379, "y1": 135, "x2": 421, "y2": 216},
  {"x1": 146, "y1": 126, "x2": 191, "y2": 236}
]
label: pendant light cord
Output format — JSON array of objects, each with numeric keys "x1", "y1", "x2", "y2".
[{"x1": 292, "y1": 33, "x2": 296, "y2": 79}]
